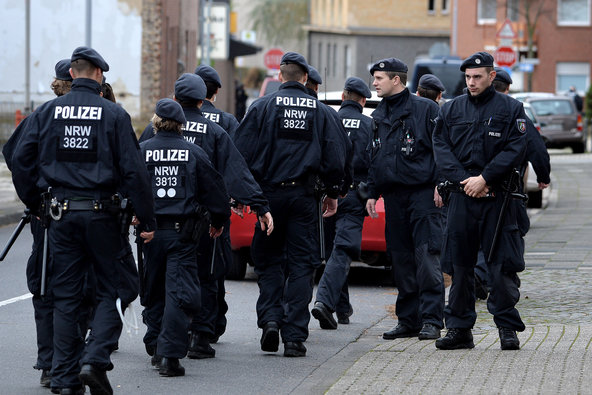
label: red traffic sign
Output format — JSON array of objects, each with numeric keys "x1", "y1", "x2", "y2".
[
  {"x1": 264, "y1": 48, "x2": 284, "y2": 70},
  {"x1": 494, "y1": 46, "x2": 517, "y2": 67}
]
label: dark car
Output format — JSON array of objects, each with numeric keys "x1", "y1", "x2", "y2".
[
  {"x1": 408, "y1": 57, "x2": 466, "y2": 99},
  {"x1": 523, "y1": 96, "x2": 585, "y2": 153}
]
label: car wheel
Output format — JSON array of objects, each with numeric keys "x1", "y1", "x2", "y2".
[
  {"x1": 527, "y1": 190, "x2": 543, "y2": 208},
  {"x1": 572, "y1": 142, "x2": 585, "y2": 154},
  {"x1": 227, "y1": 249, "x2": 248, "y2": 280}
]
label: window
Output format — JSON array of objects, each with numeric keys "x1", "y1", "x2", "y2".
[
  {"x1": 478, "y1": 0, "x2": 497, "y2": 24},
  {"x1": 558, "y1": 0, "x2": 591, "y2": 25},
  {"x1": 332, "y1": 44, "x2": 338, "y2": 77},
  {"x1": 318, "y1": 42, "x2": 323, "y2": 72},
  {"x1": 442, "y1": 0, "x2": 449, "y2": 14},
  {"x1": 428, "y1": 0, "x2": 435, "y2": 14},
  {"x1": 344, "y1": 45, "x2": 351, "y2": 77},
  {"x1": 507, "y1": 0, "x2": 520, "y2": 21},
  {"x1": 556, "y1": 62, "x2": 590, "y2": 93}
]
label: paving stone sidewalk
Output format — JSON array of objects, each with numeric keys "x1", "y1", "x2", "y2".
[{"x1": 325, "y1": 154, "x2": 592, "y2": 394}]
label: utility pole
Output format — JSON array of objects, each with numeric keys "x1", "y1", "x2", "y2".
[
  {"x1": 86, "y1": 0, "x2": 92, "y2": 46},
  {"x1": 25, "y1": 0, "x2": 30, "y2": 112}
]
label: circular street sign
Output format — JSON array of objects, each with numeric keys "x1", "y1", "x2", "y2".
[
  {"x1": 494, "y1": 46, "x2": 517, "y2": 67},
  {"x1": 264, "y1": 48, "x2": 284, "y2": 70}
]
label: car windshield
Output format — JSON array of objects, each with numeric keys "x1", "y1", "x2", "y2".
[
  {"x1": 529, "y1": 100, "x2": 574, "y2": 116},
  {"x1": 523, "y1": 106, "x2": 536, "y2": 123},
  {"x1": 412, "y1": 64, "x2": 466, "y2": 98}
]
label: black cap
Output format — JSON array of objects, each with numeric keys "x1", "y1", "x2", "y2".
[
  {"x1": 307, "y1": 66, "x2": 322, "y2": 85},
  {"x1": 344, "y1": 77, "x2": 371, "y2": 98},
  {"x1": 460, "y1": 51, "x2": 494, "y2": 72},
  {"x1": 155, "y1": 98, "x2": 186, "y2": 125},
  {"x1": 175, "y1": 73, "x2": 207, "y2": 101},
  {"x1": 493, "y1": 67, "x2": 513, "y2": 85},
  {"x1": 194, "y1": 65, "x2": 222, "y2": 88},
  {"x1": 71, "y1": 46, "x2": 109, "y2": 72},
  {"x1": 54, "y1": 59, "x2": 73, "y2": 81},
  {"x1": 280, "y1": 52, "x2": 309, "y2": 73},
  {"x1": 418, "y1": 74, "x2": 445, "y2": 92},
  {"x1": 370, "y1": 58, "x2": 408, "y2": 75}
]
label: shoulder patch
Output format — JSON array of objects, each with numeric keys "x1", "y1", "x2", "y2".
[{"x1": 516, "y1": 118, "x2": 526, "y2": 133}]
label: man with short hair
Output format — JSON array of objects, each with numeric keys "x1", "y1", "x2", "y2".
[
  {"x1": 12, "y1": 46, "x2": 156, "y2": 394},
  {"x1": 366, "y1": 58, "x2": 445, "y2": 342},
  {"x1": 416, "y1": 73, "x2": 445, "y2": 104},
  {"x1": 312, "y1": 77, "x2": 373, "y2": 329},
  {"x1": 433, "y1": 52, "x2": 527, "y2": 350},
  {"x1": 234, "y1": 52, "x2": 347, "y2": 357}
]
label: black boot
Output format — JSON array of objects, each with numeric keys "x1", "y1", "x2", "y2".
[
  {"x1": 284, "y1": 341, "x2": 307, "y2": 357},
  {"x1": 79, "y1": 364, "x2": 113, "y2": 395},
  {"x1": 40, "y1": 369, "x2": 52, "y2": 388},
  {"x1": 260, "y1": 321, "x2": 279, "y2": 352},
  {"x1": 337, "y1": 305, "x2": 354, "y2": 325},
  {"x1": 383, "y1": 324, "x2": 420, "y2": 340},
  {"x1": 311, "y1": 302, "x2": 337, "y2": 330},
  {"x1": 418, "y1": 323, "x2": 441, "y2": 340},
  {"x1": 435, "y1": 328, "x2": 474, "y2": 350},
  {"x1": 499, "y1": 328, "x2": 520, "y2": 350},
  {"x1": 187, "y1": 332, "x2": 216, "y2": 359},
  {"x1": 158, "y1": 357, "x2": 185, "y2": 377}
]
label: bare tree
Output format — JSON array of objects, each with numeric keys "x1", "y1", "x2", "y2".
[{"x1": 248, "y1": 0, "x2": 309, "y2": 47}]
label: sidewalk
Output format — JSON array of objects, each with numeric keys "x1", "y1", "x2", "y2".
[{"x1": 324, "y1": 153, "x2": 592, "y2": 394}]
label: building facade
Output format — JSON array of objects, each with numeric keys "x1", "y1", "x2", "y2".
[
  {"x1": 454, "y1": 0, "x2": 591, "y2": 94},
  {"x1": 306, "y1": 0, "x2": 452, "y2": 91}
]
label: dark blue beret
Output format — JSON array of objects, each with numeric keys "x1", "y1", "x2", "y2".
[
  {"x1": 175, "y1": 73, "x2": 207, "y2": 101},
  {"x1": 370, "y1": 58, "x2": 408, "y2": 75},
  {"x1": 418, "y1": 74, "x2": 445, "y2": 92},
  {"x1": 344, "y1": 77, "x2": 371, "y2": 98},
  {"x1": 194, "y1": 65, "x2": 222, "y2": 88},
  {"x1": 155, "y1": 98, "x2": 186, "y2": 125},
  {"x1": 71, "y1": 46, "x2": 109, "y2": 72},
  {"x1": 307, "y1": 66, "x2": 322, "y2": 85},
  {"x1": 494, "y1": 67, "x2": 513, "y2": 85},
  {"x1": 54, "y1": 59, "x2": 72, "y2": 81},
  {"x1": 460, "y1": 51, "x2": 494, "y2": 72},
  {"x1": 280, "y1": 52, "x2": 309, "y2": 73}
]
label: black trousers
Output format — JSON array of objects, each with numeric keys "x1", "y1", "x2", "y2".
[
  {"x1": 251, "y1": 187, "x2": 318, "y2": 343},
  {"x1": 315, "y1": 191, "x2": 365, "y2": 314},
  {"x1": 442, "y1": 193, "x2": 525, "y2": 331},
  {"x1": 48, "y1": 211, "x2": 124, "y2": 390},
  {"x1": 383, "y1": 186, "x2": 445, "y2": 330},
  {"x1": 142, "y1": 230, "x2": 200, "y2": 358}
]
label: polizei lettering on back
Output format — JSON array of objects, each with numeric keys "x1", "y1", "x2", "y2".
[
  {"x1": 342, "y1": 118, "x2": 361, "y2": 129},
  {"x1": 54, "y1": 106, "x2": 103, "y2": 120},
  {"x1": 203, "y1": 112, "x2": 220, "y2": 123},
  {"x1": 145, "y1": 149, "x2": 189, "y2": 162},
  {"x1": 275, "y1": 96, "x2": 317, "y2": 108},
  {"x1": 183, "y1": 121, "x2": 207, "y2": 134}
]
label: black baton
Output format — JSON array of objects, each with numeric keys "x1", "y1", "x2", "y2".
[{"x1": 0, "y1": 209, "x2": 31, "y2": 262}]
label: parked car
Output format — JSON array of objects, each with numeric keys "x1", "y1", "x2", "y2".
[
  {"x1": 228, "y1": 90, "x2": 389, "y2": 280},
  {"x1": 515, "y1": 94, "x2": 585, "y2": 153},
  {"x1": 258, "y1": 77, "x2": 281, "y2": 97},
  {"x1": 522, "y1": 102, "x2": 549, "y2": 208}
]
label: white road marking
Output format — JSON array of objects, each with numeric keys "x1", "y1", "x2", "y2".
[{"x1": 0, "y1": 293, "x2": 33, "y2": 307}]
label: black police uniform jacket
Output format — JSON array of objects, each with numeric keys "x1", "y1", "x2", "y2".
[
  {"x1": 367, "y1": 88, "x2": 440, "y2": 198},
  {"x1": 139, "y1": 130, "x2": 230, "y2": 228},
  {"x1": 338, "y1": 100, "x2": 373, "y2": 183},
  {"x1": 11, "y1": 78, "x2": 155, "y2": 229},
  {"x1": 432, "y1": 85, "x2": 527, "y2": 187},
  {"x1": 525, "y1": 118, "x2": 551, "y2": 184},
  {"x1": 140, "y1": 107, "x2": 269, "y2": 216},
  {"x1": 201, "y1": 100, "x2": 240, "y2": 140},
  {"x1": 234, "y1": 81, "x2": 347, "y2": 198}
]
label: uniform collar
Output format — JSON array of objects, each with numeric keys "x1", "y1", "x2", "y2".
[
  {"x1": 182, "y1": 106, "x2": 203, "y2": 117},
  {"x1": 340, "y1": 100, "x2": 363, "y2": 113},
  {"x1": 306, "y1": 87, "x2": 318, "y2": 99},
  {"x1": 155, "y1": 130, "x2": 184, "y2": 138},
  {"x1": 467, "y1": 84, "x2": 496, "y2": 105},
  {"x1": 279, "y1": 80, "x2": 307, "y2": 93},
  {"x1": 202, "y1": 100, "x2": 217, "y2": 111},
  {"x1": 71, "y1": 78, "x2": 102, "y2": 94}
]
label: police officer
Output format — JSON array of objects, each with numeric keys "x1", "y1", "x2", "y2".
[
  {"x1": 194, "y1": 65, "x2": 240, "y2": 139},
  {"x1": 365, "y1": 58, "x2": 444, "y2": 341},
  {"x1": 140, "y1": 73, "x2": 273, "y2": 358},
  {"x1": 11, "y1": 46, "x2": 156, "y2": 395},
  {"x1": 312, "y1": 77, "x2": 373, "y2": 329},
  {"x1": 416, "y1": 73, "x2": 445, "y2": 104},
  {"x1": 472, "y1": 67, "x2": 551, "y2": 299},
  {"x1": 140, "y1": 98, "x2": 230, "y2": 376},
  {"x1": 433, "y1": 52, "x2": 527, "y2": 350},
  {"x1": 234, "y1": 52, "x2": 347, "y2": 357},
  {"x1": 304, "y1": 65, "x2": 323, "y2": 98}
]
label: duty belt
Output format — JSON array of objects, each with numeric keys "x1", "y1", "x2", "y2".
[
  {"x1": 61, "y1": 199, "x2": 117, "y2": 212},
  {"x1": 156, "y1": 217, "x2": 184, "y2": 231}
]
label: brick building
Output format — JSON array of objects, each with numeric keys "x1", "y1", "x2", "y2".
[
  {"x1": 454, "y1": 0, "x2": 591, "y2": 94},
  {"x1": 305, "y1": 0, "x2": 452, "y2": 91}
]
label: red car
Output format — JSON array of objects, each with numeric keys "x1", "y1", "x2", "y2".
[{"x1": 227, "y1": 198, "x2": 387, "y2": 280}]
